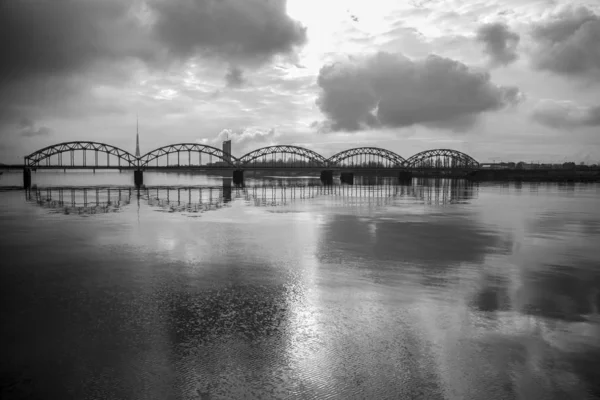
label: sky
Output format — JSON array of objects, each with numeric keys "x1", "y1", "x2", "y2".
[{"x1": 1, "y1": 0, "x2": 599, "y2": 164}]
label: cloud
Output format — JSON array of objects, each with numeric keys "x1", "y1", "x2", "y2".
[
  {"x1": 147, "y1": 0, "x2": 307, "y2": 66},
  {"x1": 315, "y1": 52, "x2": 521, "y2": 132},
  {"x1": 206, "y1": 127, "x2": 277, "y2": 154},
  {"x1": 532, "y1": 99, "x2": 600, "y2": 128},
  {"x1": 476, "y1": 22, "x2": 520, "y2": 67},
  {"x1": 225, "y1": 66, "x2": 246, "y2": 88},
  {"x1": 310, "y1": 120, "x2": 335, "y2": 134},
  {"x1": 0, "y1": 1, "x2": 143, "y2": 83},
  {"x1": 0, "y1": 0, "x2": 306, "y2": 80},
  {"x1": 0, "y1": 0, "x2": 306, "y2": 126},
  {"x1": 0, "y1": 1, "x2": 142, "y2": 122},
  {"x1": 530, "y1": 6, "x2": 600, "y2": 77},
  {"x1": 17, "y1": 118, "x2": 52, "y2": 138}
]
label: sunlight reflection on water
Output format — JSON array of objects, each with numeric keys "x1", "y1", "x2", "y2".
[{"x1": 1, "y1": 176, "x2": 599, "y2": 399}]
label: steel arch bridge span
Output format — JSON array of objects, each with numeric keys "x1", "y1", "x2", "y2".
[
  {"x1": 25, "y1": 141, "x2": 138, "y2": 167},
  {"x1": 327, "y1": 147, "x2": 406, "y2": 168},
  {"x1": 405, "y1": 149, "x2": 479, "y2": 169},
  {"x1": 238, "y1": 145, "x2": 328, "y2": 168},
  {"x1": 139, "y1": 143, "x2": 237, "y2": 167}
]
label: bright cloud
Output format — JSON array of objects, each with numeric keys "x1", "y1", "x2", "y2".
[{"x1": 210, "y1": 127, "x2": 278, "y2": 154}]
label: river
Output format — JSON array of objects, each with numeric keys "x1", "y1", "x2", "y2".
[{"x1": 1, "y1": 171, "x2": 599, "y2": 399}]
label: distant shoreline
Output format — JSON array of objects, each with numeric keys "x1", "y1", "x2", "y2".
[{"x1": 2, "y1": 166, "x2": 599, "y2": 183}]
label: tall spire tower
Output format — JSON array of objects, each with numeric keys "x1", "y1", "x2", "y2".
[{"x1": 135, "y1": 114, "x2": 140, "y2": 157}]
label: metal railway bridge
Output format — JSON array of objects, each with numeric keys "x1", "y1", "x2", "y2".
[{"x1": 14, "y1": 141, "x2": 481, "y2": 187}]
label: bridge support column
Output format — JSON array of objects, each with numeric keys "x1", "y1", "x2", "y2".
[
  {"x1": 223, "y1": 178, "x2": 232, "y2": 202},
  {"x1": 23, "y1": 168, "x2": 31, "y2": 189},
  {"x1": 340, "y1": 172, "x2": 354, "y2": 185},
  {"x1": 134, "y1": 170, "x2": 144, "y2": 187},
  {"x1": 398, "y1": 170, "x2": 412, "y2": 183},
  {"x1": 233, "y1": 170, "x2": 244, "y2": 185},
  {"x1": 320, "y1": 170, "x2": 333, "y2": 185}
]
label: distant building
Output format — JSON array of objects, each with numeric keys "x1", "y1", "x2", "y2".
[{"x1": 222, "y1": 140, "x2": 232, "y2": 163}]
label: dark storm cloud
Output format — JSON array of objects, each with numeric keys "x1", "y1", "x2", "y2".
[
  {"x1": 532, "y1": 100, "x2": 600, "y2": 128},
  {"x1": 225, "y1": 66, "x2": 246, "y2": 88},
  {"x1": 147, "y1": 0, "x2": 307, "y2": 65},
  {"x1": 476, "y1": 22, "x2": 520, "y2": 67},
  {"x1": 0, "y1": 0, "x2": 305, "y2": 81},
  {"x1": 0, "y1": 0, "x2": 306, "y2": 126},
  {"x1": 530, "y1": 6, "x2": 600, "y2": 77},
  {"x1": 316, "y1": 52, "x2": 521, "y2": 132},
  {"x1": 0, "y1": 1, "x2": 143, "y2": 82},
  {"x1": 0, "y1": 0, "x2": 142, "y2": 123}
]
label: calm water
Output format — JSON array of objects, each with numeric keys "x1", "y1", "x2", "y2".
[{"x1": 1, "y1": 171, "x2": 600, "y2": 399}]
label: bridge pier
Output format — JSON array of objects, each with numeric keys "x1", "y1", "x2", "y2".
[
  {"x1": 134, "y1": 170, "x2": 144, "y2": 187},
  {"x1": 398, "y1": 170, "x2": 412, "y2": 183},
  {"x1": 340, "y1": 172, "x2": 354, "y2": 185},
  {"x1": 223, "y1": 178, "x2": 232, "y2": 202},
  {"x1": 23, "y1": 168, "x2": 31, "y2": 189},
  {"x1": 320, "y1": 170, "x2": 334, "y2": 185},
  {"x1": 233, "y1": 170, "x2": 244, "y2": 185}
]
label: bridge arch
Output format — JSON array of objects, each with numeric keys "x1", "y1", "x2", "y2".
[
  {"x1": 327, "y1": 147, "x2": 406, "y2": 168},
  {"x1": 25, "y1": 141, "x2": 138, "y2": 167},
  {"x1": 139, "y1": 143, "x2": 237, "y2": 167},
  {"x1": 405, "y1": 149, "x2": 479, "y2": 169},
  {"x1": 238, "y1": 145, "x2": 327, "y2": 168}
]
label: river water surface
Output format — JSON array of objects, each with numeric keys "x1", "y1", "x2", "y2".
[{"x1": 1, "y1": 171, "x2": 599, "y2": 399}]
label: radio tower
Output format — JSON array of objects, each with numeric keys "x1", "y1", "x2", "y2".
[{"x1": 135, "y1": 114, "x2": 140, "y2": 157}]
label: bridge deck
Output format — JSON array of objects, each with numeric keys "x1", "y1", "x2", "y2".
[
  {"x1": 4, "y1": 164, "x2": 598, "y2": 172},
  {"x1": 6, "y1": 165, "x2": 466, "y2": 171}
]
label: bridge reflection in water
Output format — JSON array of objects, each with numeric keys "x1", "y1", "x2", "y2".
[
  {"x1": 26, "y1": 178, "x2": 478, "y2": 215},
  {"x1": 27, "y1": 186, "x2": 133, "y2": 214}
]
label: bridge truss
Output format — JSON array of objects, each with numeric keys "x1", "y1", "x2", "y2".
[
  {"x1": 138, "y1": 143, "x2": 237, "y2": 168},
  {"x1": 24, "y1": 141, "x2": 138, "y2": 167},
  {"x1": 22, "y1": 142, "x2": 482, "y2": 171},
  {"x1": 327, "y1": 147, "x2": 406, "y2": 168},
  {"x1": 405, "y1": 149, "x2": 479, "y2": 169},
  {"x1": 238, "y1": 145, "x2": 328, "y2": 168}
]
